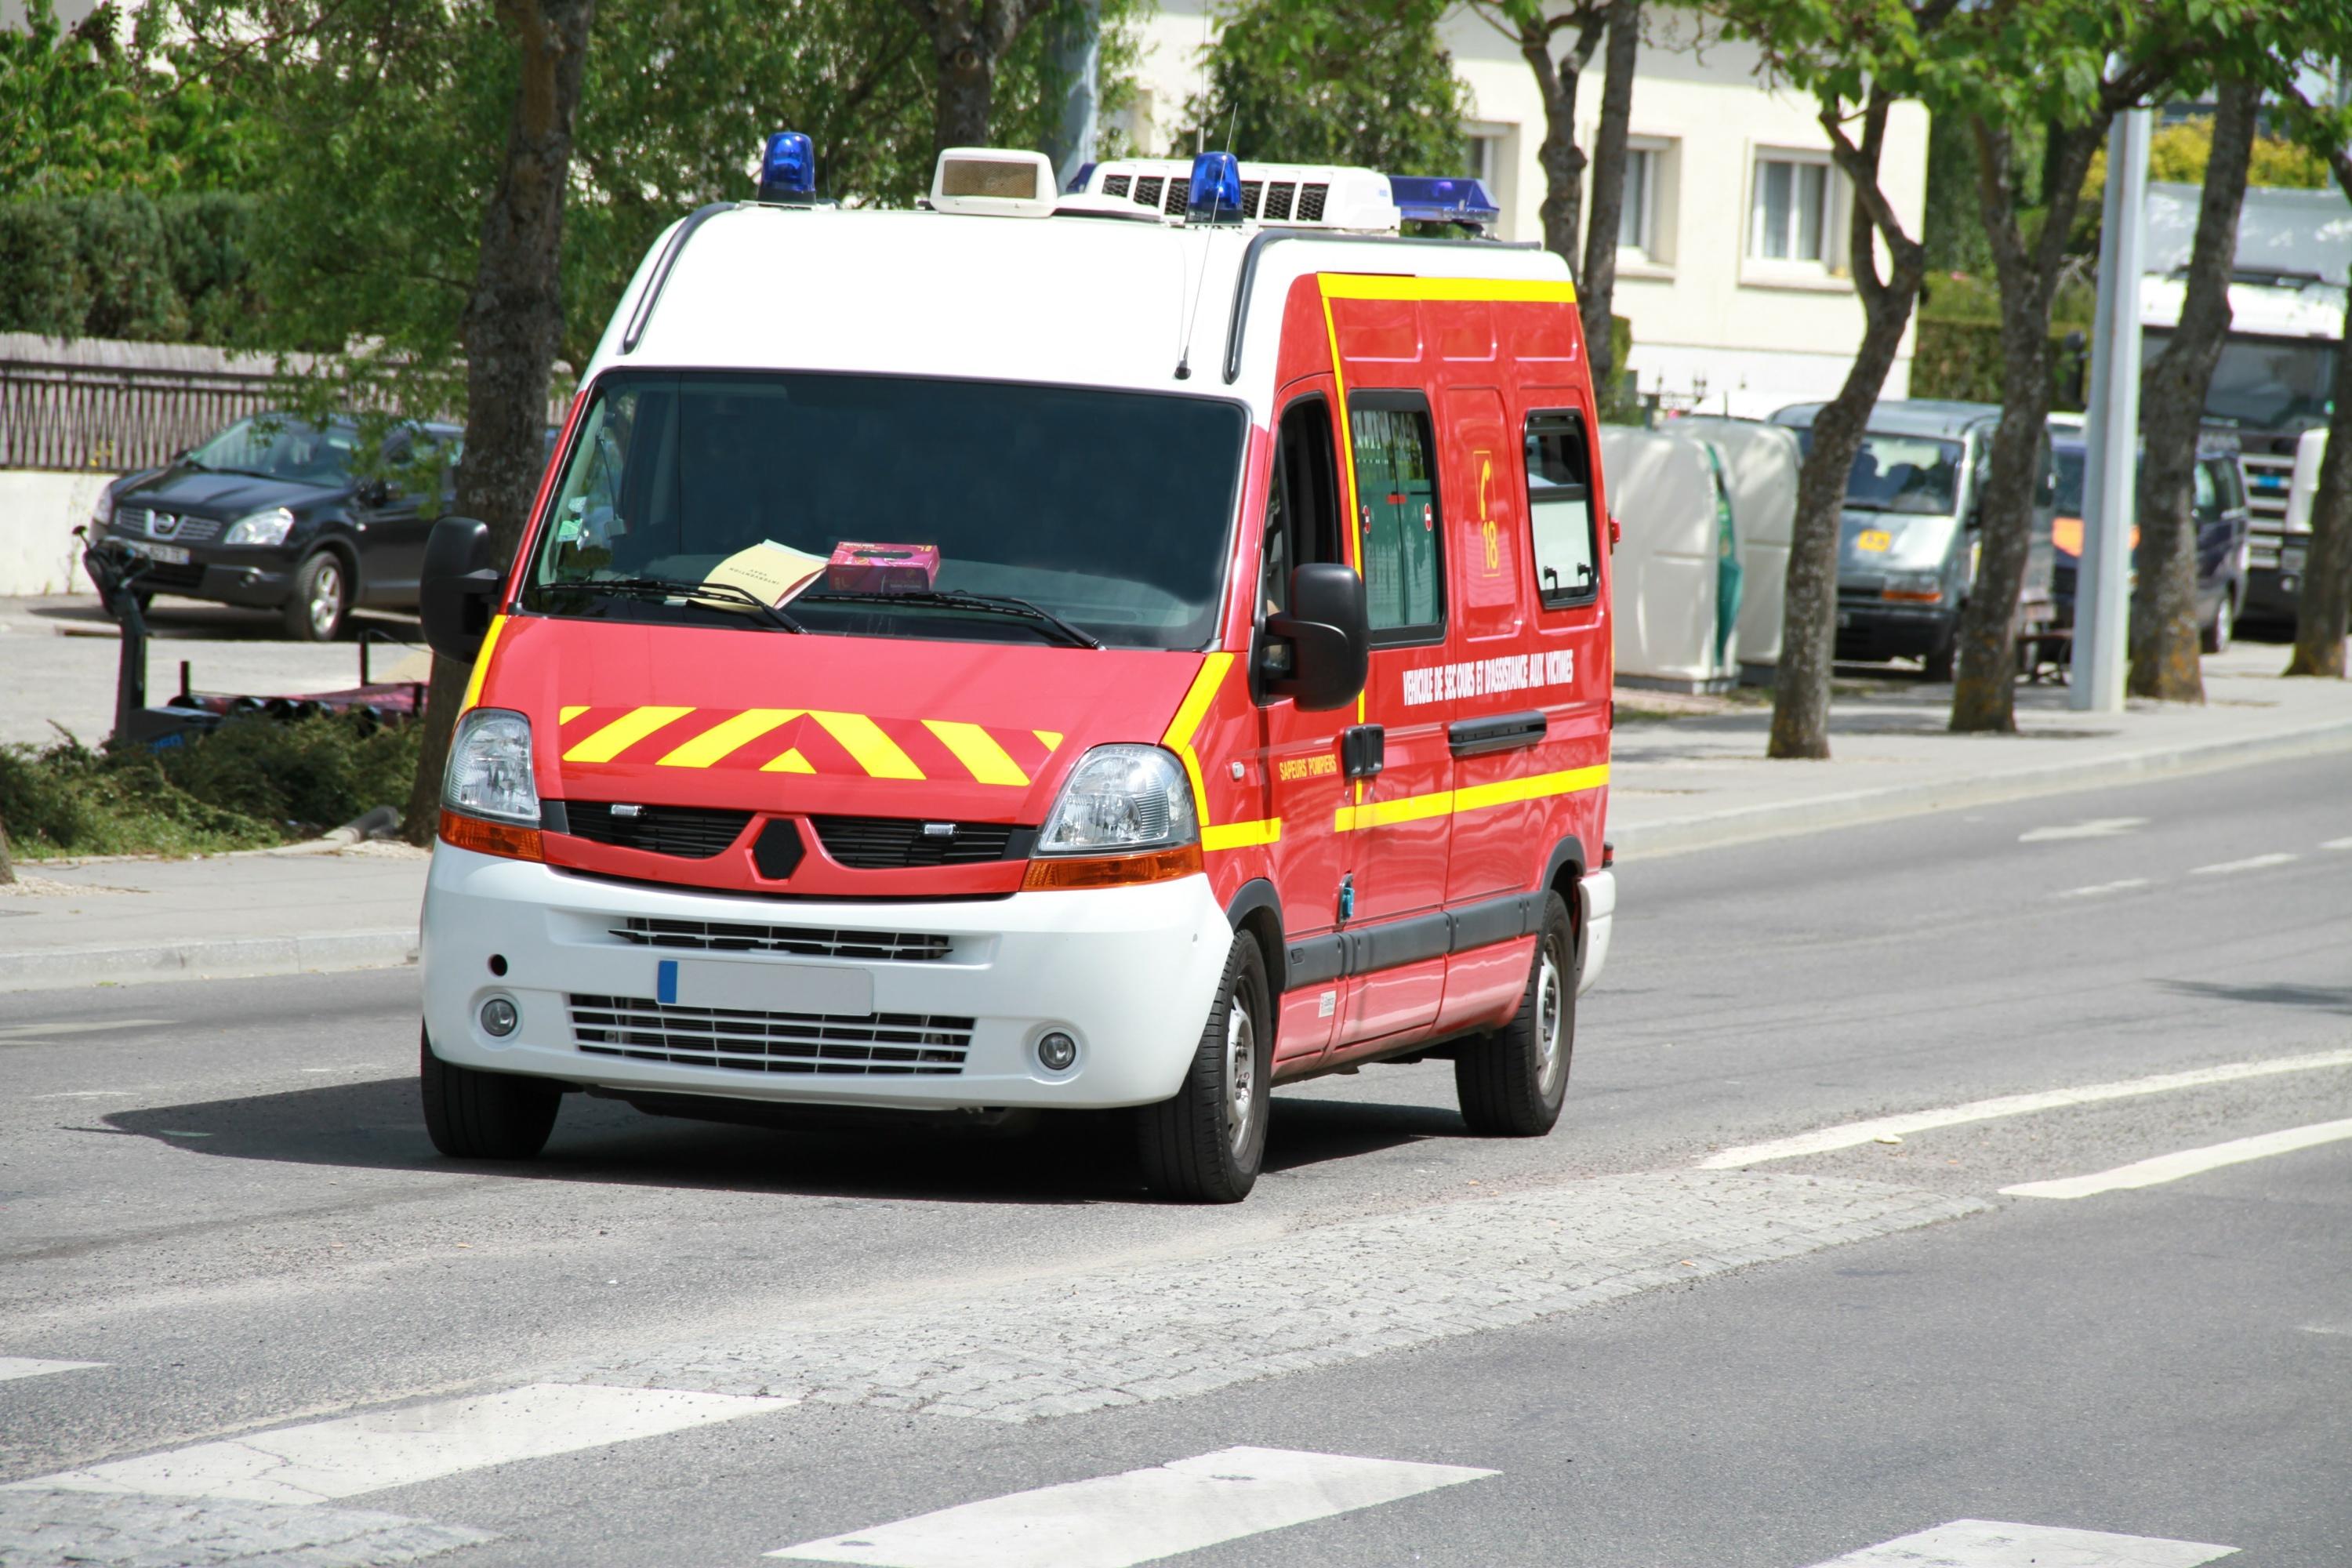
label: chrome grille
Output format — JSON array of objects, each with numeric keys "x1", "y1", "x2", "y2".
[
  {"x1": 117, "y1": 508, "x2": 223, "y2": 542},
  {"x1": 811, "y1": 815, "x2": 1028, "y2": 869},
  {"x1": 569, "y1": 993, "x2": 974, "y2": 1075},
  {"x1": 565, "y1": 803, "x2": 751, "y2": 858},
  {"x1": 608, "y1": 916, "x2": 951, "y2": 962}
]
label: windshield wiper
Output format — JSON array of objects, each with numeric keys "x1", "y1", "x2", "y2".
[
  {"x1": 554, "y1": 574, "x2": 804, "y2": 633},
  {"x1": 802, "y1": 588, "x2": 1103, "y2": 649}
]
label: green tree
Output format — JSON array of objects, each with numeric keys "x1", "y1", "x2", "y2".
[{"x1": 1189, "y1": 0, "x2": 1473, "y2": 176}]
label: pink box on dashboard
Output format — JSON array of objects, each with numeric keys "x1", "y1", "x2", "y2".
[{"x1": 824, "y1": 542, "x2": 940, "y2": 593}]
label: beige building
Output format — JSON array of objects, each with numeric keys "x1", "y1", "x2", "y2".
[{"x1": 1124, "y1": 3, "x2": 1930, "y2": 419}]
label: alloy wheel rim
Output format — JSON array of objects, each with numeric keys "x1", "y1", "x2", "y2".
[
  {"x1": 310, "y1": 563, "x2": 342, "y2": 636},
  {"x1": 1225, "y1": 999, "x2": 1257, "y2": 1155},
  {"x1": 1534, "y1": 947, "x2": 1565, "y2": 1097}
]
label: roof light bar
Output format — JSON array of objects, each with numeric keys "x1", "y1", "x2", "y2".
[
  {"x1": 1391, "y1": 176, "x2": 1499, "y2": 229},
  {"x1": 759, "y1": 131, "x2": 815, "y2": 204}
]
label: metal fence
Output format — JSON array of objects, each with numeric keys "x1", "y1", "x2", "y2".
[{"x1": 0, "y1": 355, "x2": 285, "y2": 472}]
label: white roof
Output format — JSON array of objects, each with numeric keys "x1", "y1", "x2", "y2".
[
  {"x1": 583, "y1": 204, "x2": 1573, "y2": 414},
  {"x1": 2140, "y1": 271, "x2": 2346, "y2": 340}
]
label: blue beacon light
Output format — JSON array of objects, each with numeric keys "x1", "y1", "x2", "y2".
[
  {"x1": 759, "y1": 131, "x2": 815, "y2": 204},
  {"x1": 1186, "y1": 151, "x2": 1244, "y2": 224},
  {"x1": 1391, "y1": 175, "x2": 1501, "y2": 228}
]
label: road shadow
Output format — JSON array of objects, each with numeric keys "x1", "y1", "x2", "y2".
[
  {"x1": 2161, "y1": 980, "x2": 2352, "y2": 1015},
  {"x1": 97, "y1": 1073, "x2": 1452, "y2": 1205}
]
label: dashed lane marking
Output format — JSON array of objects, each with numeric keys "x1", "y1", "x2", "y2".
[
  {"x1": 1699, "y1": 1047, "x2": 2352, "y2": 1170},
  {"x1": 2189, "y1": 852, "x2": 2299, "y2": 876},
  {"x1": 768, "y1": 1446, "x2": 1495, "y2": 1567},
  {"x1": 2001, "y1": 1118, "x2": 2352, "y2": 1200},
  {"x1": 9, "y1": 1382, "x2": 793, "y2": 1506},
  {"x1": 0, "y1": 1357, "x2": 105, "y2": 1382},
  {"x1": 2323, "y1": 836, "x2": 2352, "y2": 851},
  {"x1": 2019, "y1": 817, "x2": 2148, "y2": 843},
  {"x1": 0, "y1": 1019, "x2": 174, "y2": 1045},
  {"x1": 1801, "y1": 1517, "x2": 2235, "y2": 1566},
  {"x1": 2055, "y1": 877, "x2": 2152, "y2": 898}
]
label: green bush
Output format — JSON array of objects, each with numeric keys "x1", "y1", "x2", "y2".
[
  {"x1": 0, "y1": 189, "x2": 263, "y2": 344},
  {"x1": 157, "y1": 713, "x2": 421, "y2": 833},
  {"x1": 60, "y1": 191, "x2": 186, "y2": 340},
  {"x1": 158, "y1": 192, "x2": 265, "y2": 343},
  {"x1": 0, "y1": 201, "x2": 86, "y2": 336},
  {"x1": 1910, "y1": 316, "x2": 2089, "y2": 413}
]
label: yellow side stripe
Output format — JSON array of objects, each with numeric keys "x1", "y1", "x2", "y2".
[
  {"x1": 657, "y1": 707, "x2": 802, "y2": 768},
  {"x1": 924, "y1": 720, "x2": 1029, "y2": 786},
  {"x1": 762, "y1": 747, "x2": 814, "y2": 774},
  {"x1": 1203, "y1": 818, "x2": 1282, "y2": 851},
  {"x1": 1334, "y1": 764, "x2": 1609, "y2": 833},
  {"x1": 564, "y1": 705, "x2": 694, "y2": 764},
  {"x1": 1159, "y1": 652, "x2": 1234, "y2": 821},
  {"x1": 1316, "y1": 275, "x2": 1578, "y2": 305},
  {"x1": 810, "y1": 710, "x2": 924, "y2": 780},
  {"x1": 459, "y1": 615, "x2": 506, "y2": 712}
]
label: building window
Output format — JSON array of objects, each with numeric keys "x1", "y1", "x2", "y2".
[
  {"x1": 1750, "y1": 153, "x2": 1829, "y2": 262},
  {"x1": 1469, "y1": 129, "x2": 1504, "y2": 193},
  {"x1": 1618, "y1": 147, "x2": 1656, "y2": 253}
]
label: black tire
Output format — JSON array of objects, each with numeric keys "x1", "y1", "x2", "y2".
[
  {"x1": 1921, "y1": 633, "x2": 1955, "y2": 683},
  {"x1": 2202, "y1": 590, "x2": 2234, "y2": 655},
  {"x1": 1136, "y1": 935, "x2": 1272, "y2": 1203},
  {"x1": 284, "y1": 551, "x2": 350, "y2": 641},
  {"x1": 1454, "y1": 891, "x2": 1574, "y2": 1138},
  {"x1": 419, "y1": 1027, "x2": 561, "y2": 1160}
]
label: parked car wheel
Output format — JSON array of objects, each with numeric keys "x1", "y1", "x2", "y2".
[
  {"x1": 419, "y1": 1028, "x2": 561, "y2": 1159},
  {"x1": 1136, "y1": 935, "x2": 1272, "y2": 1203},
  {"x1": 1454, "y1": 891, "x2": 1573, "y2": 1137},
  {"x1": 1922, "y1": 631, "x2": 1956, "y2": 683},
  {"x1": 2202, "y1": 590, "x2": 2234, "y2": 655},
  {"x1": 284, "y1": 551, "x2": 350, "y2": 641}
]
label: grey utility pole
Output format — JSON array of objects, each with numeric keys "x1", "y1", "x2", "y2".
[
  {"x1": 1041, "y1": 0, "x2": 1102, "y2": 194},
  {"x1": 2072, "y1": 102, "x2": 2152, "y2": 713}
]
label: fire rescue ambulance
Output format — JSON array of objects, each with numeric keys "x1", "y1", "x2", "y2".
[{"x1": 413, "y1": 136, "x2": 1618, "y2": 1202}]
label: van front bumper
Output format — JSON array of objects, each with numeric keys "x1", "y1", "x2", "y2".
[
  {"x1": 420, "y1": 844, "x2": 1233, "y2": 1112},
  {"x1": 1834, "y1": 600, "x2": 1955, "y2": 662}
]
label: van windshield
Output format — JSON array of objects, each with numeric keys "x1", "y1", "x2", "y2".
[
  {"x1": 523, "y1": 372, "x2": 1245, "y2": 649},
  {"x1": 1842, "y1": 434, "x2": 1964, "y2": 515},
  {"x1": 2149, "y1": 329, "x2": 2334, "y2": 430}
]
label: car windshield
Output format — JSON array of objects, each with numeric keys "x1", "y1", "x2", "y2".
[
  {"x1": 2053, "y1": 447, "x2": 2085, "y2": 517},
  {"x1": 523, "y1": 372, "x2": 1247, "y2": 649},
  {"x1": 2150, "y1": 329, "x2": 2336, "y2": 430},
  {"x1": 1839, "y1": 434, "x2": 1964, "y2": 515},
  {"x1": 187, "y1": 416, "x2": 359, "y2": 486}
]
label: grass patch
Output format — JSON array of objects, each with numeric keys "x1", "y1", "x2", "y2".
[{"x1": 0, "y1": 714, "x2": 421, "y2": 859}]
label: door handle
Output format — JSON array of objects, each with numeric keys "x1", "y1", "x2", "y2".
[
  {"x1": 1448, "y1": 710, "x2": 1547, "y2": 757},
  {"x1": 1341, "y1": 724, "x2": 1385, "y2": 780}
]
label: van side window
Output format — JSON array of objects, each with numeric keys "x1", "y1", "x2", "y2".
[
  {"x1": 1524, "y1": 411, "x2": 1599, "y2": 608},
  {"x1": 1348, "y1": 394, "x2": 1444, "y2": 639},
  {"x1": 2193, "y1": 458, "x2": 2219, "y2": 518},
  {"x1": 1262, "y1": 396, "x2": 1343, "y2": 618}
]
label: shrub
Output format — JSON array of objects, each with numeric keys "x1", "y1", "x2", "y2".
[
  {"x1": 0, "y1": 189, "x2": 263, "y2": 344},
  {"x1": 58, "y1": 191, "x2": 187, "y2": 340},
  {"x1": 0, "y1": 201, "x2": 87, "y2": 335}
]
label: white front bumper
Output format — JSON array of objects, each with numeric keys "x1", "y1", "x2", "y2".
[
  {"x1": 1577, "y1": 868, "x2": 1615, "y2": 996},
  {"x1": 419, "y1": 844, "x2": 1233, "y2": 1111}
]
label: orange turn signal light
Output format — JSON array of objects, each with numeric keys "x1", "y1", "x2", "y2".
[
  {"x1": 1021, "y1": 844, "x2": 1203, "y2": 891},
  {"x1": 438, "y1": 809, "x2": 544, "y2": 862},
  {"x1": 1882, "y1": 587, "x2": 1944, "y2": 603}
]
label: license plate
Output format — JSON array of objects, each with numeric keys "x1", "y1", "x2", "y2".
[
  {"x1": 655, "y1": 956, "x2": 873, "y2": 1015},
  {"x1": 2282, "y1": 547, "x2": 2307, "y2": 573},
  {"x1": 122, "y1": 539, "x2": 190, "y2": 565}
]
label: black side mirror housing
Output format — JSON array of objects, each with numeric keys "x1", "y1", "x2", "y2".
[
  {"x1": 1263, "y1": 561, "x2": 1369, "y2": 712},
  {"x1": 354, "y1": 477, "x2": 392, "y2": 508},
  {"x1": 419, "y1": 515, "x2": 503, "y2": 664}
]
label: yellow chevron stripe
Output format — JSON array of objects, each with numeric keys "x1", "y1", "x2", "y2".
[
  {"x1": 1334, "y1": 764, "x2": 1608, "y2": 833},
  {"x1": 657, "y1": 707, "x2": 802, "y2": 768},
  {"x1": 1034, "y1": 728, "x2": 1064, "y2": 752},
  {"x1": 810, "y1": 710, "x2": 924, "y2": 779},
  {"x1": 564, "y1": 705, "x2": 693, "y2": 764},
  {"x1": 559, "y1": 705, "x2": 588, "y2": 724},
  {"x1": 1160, "y1": 652, "x2": 1233, "y2": 821},
  {"x1": 761, "y1": 747, "x2": 814, "y2": 774},
  {"x1": 923, "y1": 720, "x2": 1029, "y2": 786},
  {"x1": 459, "y1": 615, "x2": 506, "y2": 712},
  {"x1": 1203, "y1": 817, "x2": 1282, "y2": 851}
]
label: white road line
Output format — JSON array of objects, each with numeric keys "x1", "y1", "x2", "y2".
[
  {"x1": 0, "y1": 1357, "x2": 105, "y2": 1383},
  {"x1": 9, "y1": 1382, "x2": 792, "y2": 1505},
  {"x1": 2056, "y1": 877, "x2": 2152, "y2": 898},
  {"x1": 2188, "y1": 852, "x2": 2298, "y2": 876},
  {"x1": 2020, "y1": 817, "x2": 2148, "y2": 843},
  {"x1": 1802, "y1": 1518, "x2": 2235, "y2": 1566},
  {"x1": 2002, "y1": 1118, "x2": 2352, "y2": 1200},
  {"x1": 0, "y1": 1019, "x2": 174, "y2": 1043},
  {"x1": 770, "y1": 1447, "x2": 1495, "y2": 1568},
  {"x1": 1697, "y1": 1047, "x2": 2352, "y2": 1169},
  {"x1": 2321, "y1": 836, "x2": 2352, "y2": 850}
]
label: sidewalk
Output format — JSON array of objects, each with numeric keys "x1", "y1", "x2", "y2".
[{"x1": 2, "y1": 643, "x2": 2346, "y2": 993}]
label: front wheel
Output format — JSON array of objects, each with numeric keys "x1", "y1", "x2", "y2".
[
  {"x1": 284, "y1": 551, "x2": 350, "y2": 641},
  {"x1": 1136, "y1": 935, "x2": 1272, "y2": 1203},
  {"x1": 1454, "y1": 891, "x2": 1574, "y2": 1137},
  {"x1": 419, "y1": 1028, "x2": 561, "y2": 1159}
]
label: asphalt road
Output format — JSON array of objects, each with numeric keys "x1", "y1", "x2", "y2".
[{"x1": 1, "y1": 750, "x2": 2346, "y2": 1566}]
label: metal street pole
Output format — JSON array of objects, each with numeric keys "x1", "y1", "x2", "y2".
[
  {"x1": 1041, "y1": 0, "x2": 1102, "y2": 194},
  {"x1": 2071, "y1": 103, "x2": 2151, "y2": 713}
]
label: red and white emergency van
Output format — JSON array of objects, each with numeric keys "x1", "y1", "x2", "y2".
[{"x1": 414, "y1": 140, "x2": 1617, "y2": 1202}]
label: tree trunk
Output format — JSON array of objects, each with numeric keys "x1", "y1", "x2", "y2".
[
  {"x1": 0, "y1": 816, "x2": 15, "y2": 886},
  {"x1": 903, "y1": 0, "x2": 1055, "y2": 162},
  {"x1": 1517, "y1": 13, "x2": 1603, "y2": 275},
  {"x1": 1951, "y1": 117, "x2": 2100, "y2": 734},
  {"x1": 1770, "y1": 93, "x2": 1926, "y2": 759},
  {"x1": 403, "y1": 0, "x2": 595, "y2": 846},
  {"x1": 2287, "y1": 143, "x2": 2352, "y2": 677},
  {"x1": 2129, "y1": 76, "x2": 2256, "y2": 702},
  {"x1": 1578, "y1": 0, "x2": 1639, "y2": 394}
]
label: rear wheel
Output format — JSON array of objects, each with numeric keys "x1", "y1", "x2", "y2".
[
  {"x1": 419, "y1": 1028, "x2": 561, "y2": 1159},
  {"x1": 1454, "y1": 892, "x2": 1573, "y2": 1137},
  {"x1": 284, "y1": 551, "x2": 349, "y2": 641},
  {"x1": 1136, "y1": 935, "x2": 1272, "y2": 1203},
  {"x1": 2203, "y1": 590, "x2": 2234, "y2": 654}
]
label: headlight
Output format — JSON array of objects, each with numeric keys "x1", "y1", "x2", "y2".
[
  {"x1": 1881, "y1": 568, "x2": 1943, "y2": 602},
  {"x1": 442, "y1": 708, "x2": 539, "y2": 826},
  {"x1": 223, "y1": 506, "x2": 296, "y2": 546},
  {"x1": 91, "y1": 488, "x2": 115, "y2": 528},
  {"x1": 1035, "y1": 744, "x2": 1197, "y2": 855}
]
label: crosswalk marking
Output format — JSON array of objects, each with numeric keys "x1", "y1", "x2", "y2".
[
  {"x1": 2002, "y1": 1118, "x2": 2352, "y2": 1200},
  {"x1": 0, "y1": 1357, "x2": 105, "y2": 1383},
  {"x1": 768, "y1": 1446, "x2": 1496, "y2": 1567},
  {"x1": 9, "y1": 1382, "x2": 792, "y2": 1506},
  {"x1": 1802, "y1": 1518, "x2": 2235, "y2": 1566}
]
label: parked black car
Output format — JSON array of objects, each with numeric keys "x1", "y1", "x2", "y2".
[
  {"x1": 93, "y1": 413, "x2": 463, "y2": 640},
  {"x1": 2047, "y1": 419, "x2": 2249, "y2": 653}
]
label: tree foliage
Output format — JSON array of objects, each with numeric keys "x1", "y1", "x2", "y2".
[{"x1": 1189, "y1": 0, "x2": 1472, "y2": 175}]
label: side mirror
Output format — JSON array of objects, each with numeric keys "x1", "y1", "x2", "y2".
[
  {"x1": 354, "y1": 477, "x2": 393, "y2": 508},
  {"x1": 419, "y1": 515, "x2": 503, "y2": 664},
  {"x1": 1263, "y1": 561, "x2": 1368, "y2": 712}
]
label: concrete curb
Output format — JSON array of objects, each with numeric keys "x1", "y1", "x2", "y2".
[
  {"x1": 0, "y1": 928, "x2": 419, "y2": 994},
  {"x1": 1613, "y1": 716, "x2": 2352, "y2": 859}
]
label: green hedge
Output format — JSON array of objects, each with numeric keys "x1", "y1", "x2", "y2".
[
  {"x1": 1910, "y1": 315, "x2": 2089, "y2": 413},
  {"x1": 0, "y1": 190, "x2": 265, "y2": 343}
]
